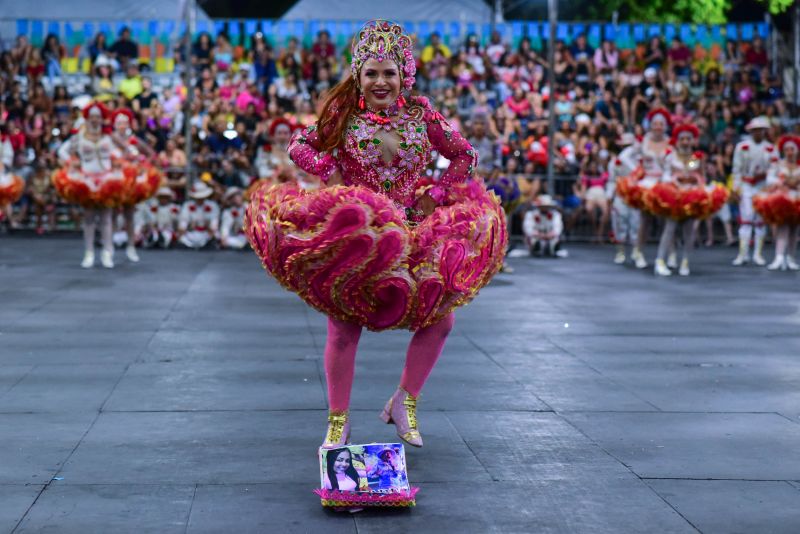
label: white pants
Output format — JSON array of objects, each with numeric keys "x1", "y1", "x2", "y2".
[
  {"x1": 180, "y1": 231, "x2": 214, "y2": 249},
  {"x1": 144, "y1": 229, "x2": 175, "y2": 248},
  {"x1": 611, "y1": 197, "x2": 640, "y2": 246},
  {"x1": 738, "y1": 192, "x2": 766, "y2": 240}
]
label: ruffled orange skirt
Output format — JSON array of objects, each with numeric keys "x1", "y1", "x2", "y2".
[
  {"x1": 53, "y1": 159, "x2": 162, "y2": 208},
  {"x1": 245, "y1": 181, "x2": 507, "y2": 331},
  {"x1": 121, "y1": 163, "x2": 163, "y2": 206},
  {"x1": 753, "y1": 188, "x2": 800, "y2": 226},
  {"x1": 643, "y1": 183, "x2": 729, "y2": 221},
  {"x1": 53, "y1": 166, "x2": 135, "y2": 208},
  {"x1": 616, "y1": 168, "x2": 647, "y2": 210},
  {"x1": 0, "y1": 174, "x2": 24, "y2": 205}
]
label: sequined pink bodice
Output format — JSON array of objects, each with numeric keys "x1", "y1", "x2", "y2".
[{"x1": 288, "y1": 96, "x2": 477, "y2": 211}]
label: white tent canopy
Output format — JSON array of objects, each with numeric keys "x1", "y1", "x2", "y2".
[
  {"x1": 281, "y1": 0, "x2": 493, "y2": 24},
  {"x1": 0, "y1": 0, "x2": 209, "y2": 22}
]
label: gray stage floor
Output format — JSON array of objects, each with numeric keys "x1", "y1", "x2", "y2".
[{"x1": 1, "y1": 237, "x2": 799, "y2": 533}]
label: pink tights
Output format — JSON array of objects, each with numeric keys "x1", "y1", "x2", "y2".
[{"x1": 323, "y1": 313, "x2": 455, "y2": 412}]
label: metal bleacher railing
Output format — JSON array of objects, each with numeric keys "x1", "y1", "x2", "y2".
[{"x1": 4, "y1": 18, "x2": 773, "y2": 76}]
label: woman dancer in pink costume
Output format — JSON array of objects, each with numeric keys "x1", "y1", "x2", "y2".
[{"x1": 280, "y1": 20, "x2": 496, "y2": 449}]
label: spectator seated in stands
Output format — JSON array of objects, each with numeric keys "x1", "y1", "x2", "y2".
[{"x1": 109, "y1": 26, "x2": 139, "y2": 71}]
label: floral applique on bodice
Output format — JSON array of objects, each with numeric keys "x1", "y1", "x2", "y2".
[
  {"x1": 665, "y1": 151, "x2": 705, "y2": 187},
  {"x1": 343, "y1": 103, "x2": 433, "y2": 201},
  {"x1": 288, "y1": 96, "x2": 476, "y2": 211},
  {"x1": 774, "y1": 161, "x2": 800, "y2": 190}
]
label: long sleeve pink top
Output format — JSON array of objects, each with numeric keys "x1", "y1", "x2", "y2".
[{"x1": 288, "y1": 96, "x2": 477, "y2": 212}]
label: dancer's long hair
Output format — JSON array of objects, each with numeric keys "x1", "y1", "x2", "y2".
[
  {"x1": 325, "y1": 448, "x2": 360, "y2": 491},
  {"x1": 317, "y1": 76, "x2": 359, "y2": 153}
]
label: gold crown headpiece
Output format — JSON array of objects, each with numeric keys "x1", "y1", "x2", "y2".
[{"x1": 351, "y1": 19, "x2": 416, "y2": 90}]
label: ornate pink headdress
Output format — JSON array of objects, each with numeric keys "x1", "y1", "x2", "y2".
[{"x1": 351, "y1": 19, "x2": 416, "y2": 90}]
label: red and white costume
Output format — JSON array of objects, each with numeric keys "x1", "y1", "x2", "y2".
[
  {"x1": 607, "y1": 134, "x2": 641, "y2": 264},
  {"x1": 0, "y1": 136, "x2": 23, "y2": 219},
  {"x1": 616, "y1": 108, "x2": 672, "y2": 269},
  {"x1": 522, "y1": 195, "x2": 565, "y2": 257},
  {"x1": 220, "y1": 187, "x2": 248, "y2": 250},
  {"x1": 142, "y1": 188, "x2": 181, "y2": 248},
  {"x1": 55, "y1": 106, "x2": 129, "y2": 209},
  {"x1": 755, "y1": 135, "x2": 800, "y2": 270},
  {"x1": 732, "y1": 116, "x2": 775, "y2": 266},
  {"x1": 110, "y1": 108, "x2": 163, "y2": 262},
  {"x1": 179, "y1": 182, "x2": 220, "y2": 249},
  {"x1": 54, "y1": 102, "x2": 129, "y2": 268},
  {"x1": 649, "y1": 124, "x2": 728, "y2": 276}
]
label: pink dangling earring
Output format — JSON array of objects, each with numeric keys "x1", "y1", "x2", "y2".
[
  {"x1": 358, "y1": 94, "x2": 366, "y2": 110},
  {"x1": 397, "y1": 94, "x2": 406, "y2": 108}
]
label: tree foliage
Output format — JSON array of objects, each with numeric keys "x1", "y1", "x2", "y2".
[
  {"x1": 581, "y1": 0, "x2": 727, "y2": 24},
  {"x1": 580, "y1": 0, "x2": 792, "y2": 24},
  {"x1": 757, "y1": 0, "x2": 794, "y2": 14}
]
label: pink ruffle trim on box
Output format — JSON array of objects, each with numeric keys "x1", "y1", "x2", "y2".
[{"x1": 314, "y1": 488, "x2": 419, "y2": 508}]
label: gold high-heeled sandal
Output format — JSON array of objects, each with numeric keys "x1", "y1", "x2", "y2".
[{"x1": 322, "y1": 410, "x2": 351, "y2": 449}]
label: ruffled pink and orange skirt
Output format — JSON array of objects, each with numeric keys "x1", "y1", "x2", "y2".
[
  {"x1": 53, "y1": 160, "x2": 162, "y2": 208},
  {"x1": 121, "y1": 162, "x2": 163, "y2": 206},
  {"x1": 753, "y1": 187, "x2": 800, "y2": 226},
  {"x1": 245, "y1": 181, "x2": 507, "y2": 331},
  {"x1": 616, "y1": 169, "x2": 647, "y2": 210},
  {"x1": 0, "y1": 173, "x2": 24, "y2": 205},
  {"x1": 642, "y1": 183, "x2": 729, "y2": 221}
]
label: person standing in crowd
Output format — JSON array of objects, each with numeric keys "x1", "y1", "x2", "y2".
[
  {"x1": 764, "y1": 135, "x2": 800, "y2": 271},
  {"x1": 0, "y1": 129, "x2": 19, "y2": 226},
  {"x1": 55, "y1": 102, "x2": 129, "y2": 269},
  {"x1": 731, "y1": 116, "x2": 774, "y2": 266},
  {"x1": 653, "y1": 124, "x2": 706, "y2": 276},
  {"x1": 607, "y1": 132, "x2": 641, "y2": 264},
  {"x1": 178, "y1": 181, "x2": 219, "y2": 249},
  {"x1": 702, "y1": 150, "x2": 737, "y2": 247},
  {"x1": 28, "y1": 161, "x2": 57, "y2": 234},
  {"x1": 110, "y1": 108, "x2": 158, "y2": 263},
  {"x1": 577, "y1": 155, "x2": 609, "y2": 243},
  {"x1": 620, "y1": 108, "x2": 673, "y2": 269}
]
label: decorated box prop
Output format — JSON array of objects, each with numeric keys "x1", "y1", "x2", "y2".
[{"x1": 316, "y1": 443, "x2": 418, "y2": 509}]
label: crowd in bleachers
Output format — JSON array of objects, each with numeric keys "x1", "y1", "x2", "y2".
[{"x1": 0, "y1": 23, "x2": 796, "y2": 247}]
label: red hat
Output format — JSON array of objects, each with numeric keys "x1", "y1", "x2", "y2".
[
  {"x1": 670, "y1": 123, "x2": 700, "y2": 145},
  {"x1": 778, "y1": 135, "x2": 800, "y2": 154},
  {"x1": 646, "y1": 107, "x2": 672, "y2": 129},
  {"x1": 111, "y1": 108, "x2": 136, "y2": 127},
  {"x1": 82, "y1": 101, "x2": 109, "y2": 119},
  {"x1": 269, "y1": 118, "x2": 293, "y2": 137}
]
